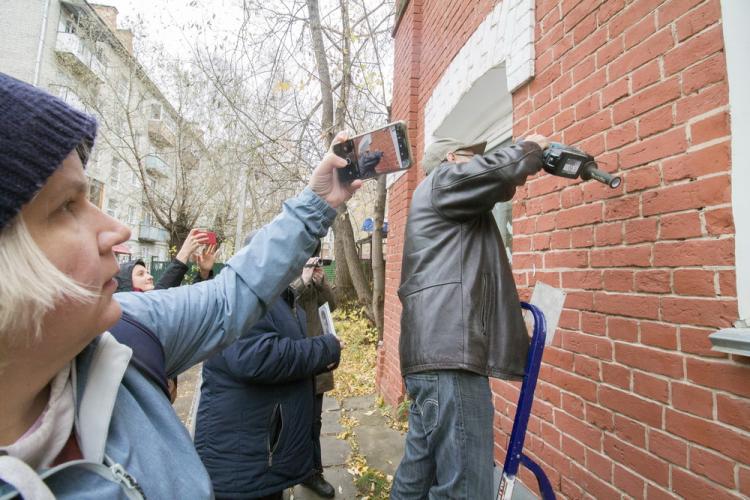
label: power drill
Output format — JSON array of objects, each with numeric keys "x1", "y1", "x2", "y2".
[{"x1": 542, "y1": 142, "x2": 621, "y2": 188}]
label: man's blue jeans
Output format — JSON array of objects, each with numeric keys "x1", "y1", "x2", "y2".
[{"x1": 390, "y1": 371, "x2": 494, "y2": 500}]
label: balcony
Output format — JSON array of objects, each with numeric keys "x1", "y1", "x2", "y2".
[
  {"x1": 138, "y1": 224, "x2": 169, "y2": 243},
  {"x1": 148, "y1": 119, "x2": 176, "y2": 147},
  {"x1": 55, "y1": 32, "x2": 106, "y2": 83},
  {"x1": 144, "y1": 154, "x2": 169, "y2": 177}
]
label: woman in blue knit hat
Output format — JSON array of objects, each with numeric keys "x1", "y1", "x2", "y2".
[{"x1": 0, "y1": 72, "x2": 361, "y2": 499}]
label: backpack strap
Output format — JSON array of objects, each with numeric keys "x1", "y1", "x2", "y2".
[{"x1": 109, "y1": 313, "x2": 170, "y2": 399}]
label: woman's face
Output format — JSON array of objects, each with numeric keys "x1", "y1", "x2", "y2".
[
  {"x1": 132, "y1": 264, "x2": 154, "y2": 291},
  {"x1": 20, "y1": 150, "x2": 130, "y2": 355}
]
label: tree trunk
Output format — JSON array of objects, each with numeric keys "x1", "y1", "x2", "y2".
[
  {"x1": 333, "y1": 210, "x2": 356, "y2": 302},
  {"x1": 336, "y1": 203, "x2": 374, "y2": 321},
  {"x1": 371, "y1": 175, "x2": 387, "y2": 338}
]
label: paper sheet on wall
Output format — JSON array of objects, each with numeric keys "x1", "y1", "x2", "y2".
[
  {"x1": 528, "y1": 281, "x2": 567, "y2": 346},
  {"x1": 318, "y1": 302, "x2": 338, "y2": 338}
]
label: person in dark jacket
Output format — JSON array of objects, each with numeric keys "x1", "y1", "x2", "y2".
[
  {"x1": 390, "y1": 135, "x2": 549, "y2": 500},
  {"x1": 115, "y1": 228, "x2": 212, "y2": 292},
  {"x1": 292, "y1": 241, "x2": 337, "y2": 498},
  {"x1": 194, "y1": 271, "x2": 342, "y2": 500}
]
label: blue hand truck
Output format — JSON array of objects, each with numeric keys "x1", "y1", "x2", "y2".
[{"x1": 496, "y1": 302, "x2": 556, "y2": 500}]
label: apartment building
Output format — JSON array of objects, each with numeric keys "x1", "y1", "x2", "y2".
[{"x1": 0, "y1": 0, "x2": 207, "y2": 264}]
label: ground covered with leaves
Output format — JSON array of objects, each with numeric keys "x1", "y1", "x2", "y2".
[{"x1": 328, "y1": 305, "x2": 405, "y2": 499}]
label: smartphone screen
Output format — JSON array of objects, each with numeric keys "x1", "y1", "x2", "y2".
[{"x1": 334, "y1": 121, "x2": 413, "y2": 183}]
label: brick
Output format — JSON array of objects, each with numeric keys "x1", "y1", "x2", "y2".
[
  {"x1": 668, "y1": 407, "x2": 750, "y2": 465},
  {"x1": 563, "y1": 108, "x2": 611, "y2": 144},
  {"x1": 687, "y1": 357, "x2": 750, "y2": 398},
  {"x1": 601, "y1": 76, "x2": 629, "y2": 106},
  {"x1": 672, "y1": 467, "x2": 738, "y2": 500},
  {"x1": 683, "y1": 52, "x2": 727, "y2": 95},
  {"x1": 594, "y1": 292, "x2": 660, "y2": 319},
  {"x1": 624, "y1": 11, "x2": 656, "y2": 49},
  {"x1": 716, "y1": 393, "x2": 750, "y2": 432},
  {"x1": 614, "y1": 464, "x2": 645, "y2": 498},
  {"x1": 604, "y1": 196, "x2": 641, "y2": 221},
  {"x1": 545, "y1": 249, "x2": 589, "y2": 268},
  {"x1": 554, "y1": 106, "x2": 576, "y2": 131},
  {"x1": 581, "y1": 312, "x2": 606, "y2": 335},
  {"x1": 562, "y1": 392, "x2": 585, "y2": 420},
  {"x1": 649, "y1": 429, "x2": 688, "y2": 466},
  {"x1": 639, "y1": 104, "x2": 674, "y2": 138},
  {"x1": 741, "y1": 467, "x2": 750, "y2": 497},
  {"x1": 606, "y1": 122, "x2": 637, "y2": 150},
  {"x1": 624, "y1": 165, "x2": 661, "y2": 192},
  {"x1": 614, "y1": 414, "x2": 647, "y2": 447},
  {"x1": 640, "y1": 321, "x2": 678, "y2": 350},
  {"x1": 631, "y1": 59, "x2": 661, "y2": 93},
  {"x1": 662, "y1": 296, "x2": 737, "y2": 328},
  {"x1": 718, "y1": 270, "x2": 736, "y2": 297},
  {"x1": 646, "y1": 484, "x2": 680, "y2": 500},
  {"x1": 592, "y1": 246, "x2": 650, "y2": 267},
  {"x1": 568, "y1": 462, "x2": 619, "y2": 500},
  {"x1": 602, "y1": 269, "x2": 633, "y2": 292},
  {"x1": 607, "y1": 317, "x2": 638, "y2": 342},
  {"x1": 676, "y1": 82, "x2": 729, "y2": 123},
  {"x1": 691, "y1": 111, "x2": 730, "y2": 146},
  {"x1": 555, "y1": 408, "x2": 602, "y2": 448},
  {"x1": 705, "y1": 207, "x2": 734, "y2": 235},
  {"x1": 609, "y1": 28, "x2": 675, "y2": 81},
  {"x1": 561, "y1": 331, "x2": 613, "y2": 360},
  {"x1": 672, "y1": 382, "x2": 713, "y2": 419},
  {"x1": 645, "y1": 175, "x2": 731, "y2": 215},
  {"x1": 594, "y1": 222, "x2": 623, "y2": 246},
  {"x1": 574, "y1": 93, "x2": 600, "y2": 121},
  {"x1": 625, "y1": 217, "x2": 658, "y2": 244},
  {"x1": 603, "y1": 434, "x2": 669, "y2": 485},
  {"x1": 659, "y1": 212, "x2": 702, "y2": 240},
  {"x1": 673, "y1": 269, "x2": 715, "y2": 297},
  {"x1": 599, "y1": 385, "x2": 663, "y2": 427},
  {"x1": 610, "y1": 0, "x2": 659, "y2": 38},
  {"x1": 615, "y1": 342, "x2": 684, "y2": 378},
  {"x1": 620, "y1": 127, "x2": 687, "y2": 169},
  {"x1": 680, "y1": 326, "x2": 725, "y2": 358},
  {"x1": 561, "y1": 434, "x2": 586, "y2": 465},
  {"x1": 653, "y1": 239, "x2": 734, "y2": 267},
  {"x1": 613, "y1": 78, "x2": 680, "y2": 125},
  {"x1": 664, "y1": 24, "x2": 724, "y2": 75},
  {"x1": 544, "y1": 346, "x2": 575, "y2": 371},
  {"x1": 689, "y1": 446, "x2": 737, "y2": 488},
  {"x1": 556, "y1": 203, "x2": 603, "y2": 229},
  {"x1": 662, "y1": 141, "x2": 731, "y2": 182},
  {"x1": 657, "y1": 0, "x2": 704, "y2": 28},
  {"x1": 562, "y1": 270, "x2": 603, "y2": 290},
  {"x1": 586, "y1": 448, "x2": 613, "y2": 482},
  {"x1": 675, "y1": 0, "x2": 722, "y2": 42},
  {"x1": 635, "y1": 270, "x2": 671, "y2": 294},
  {"x1": 571, "y1": 226, "x2": 593, "y2": 248},
  {"x1": 601, "y1": 362, "x2": 631, "y2": 390}
]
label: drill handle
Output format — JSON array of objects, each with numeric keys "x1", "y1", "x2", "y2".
[{"x1": 581, "y1": 162, "x2": 621, "y2": 189}]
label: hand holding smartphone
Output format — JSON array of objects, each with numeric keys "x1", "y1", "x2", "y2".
[{"x1": 333, "y1": 121, "x2": 413, "y2": 184}]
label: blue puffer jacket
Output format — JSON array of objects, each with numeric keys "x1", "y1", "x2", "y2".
[{"x1": 194, "y1": 288, "x2": 341, "y2": 498}]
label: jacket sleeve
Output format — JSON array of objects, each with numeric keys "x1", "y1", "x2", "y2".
[
  {"x1": 221, "y1": 311, "x2": 341, "y2": 384},
  {"x1": 154, "y1": 259, "x2": 189, "y2": 289},
  {"x1": 294, "y1": 276, "x2": 336, "y2": 312},
  {"x1": 115, "y1": 189, "x2": 337, "y2": 378},
  {"x1": 431, "y1": 141, "x2": 544, "y2": 222},
  {"x1": 316, "y1": 279, "x2": 336, "y2": 312}
]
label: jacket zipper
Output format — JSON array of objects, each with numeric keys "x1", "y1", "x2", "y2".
[
  {"x1": 110, "y1": 463, "x2": 146, "y2": 499},
  {"x1": 267, "y1": 403, "x2": 283, "y2": 467}
]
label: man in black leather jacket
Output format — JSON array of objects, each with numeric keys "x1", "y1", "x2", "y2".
[{"x1": 391, "y1": 134, "x2": 549, "y2": 500}]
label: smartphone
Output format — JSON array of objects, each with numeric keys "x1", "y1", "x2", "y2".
[
  {"x1": 333, "y1": 120, "x2": 413, "y2": 183},
  {"x1": 202, "y1": 231, "x2": 217, "y2": 245}
]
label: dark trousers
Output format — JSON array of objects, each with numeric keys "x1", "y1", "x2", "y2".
[{"x1": 312, "y1": 393, "x2": 324, "y2": 471}]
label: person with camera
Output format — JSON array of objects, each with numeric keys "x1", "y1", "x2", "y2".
[
  {"x1": 194, "y1": 232, "x2": 341, "y2": 500},
  {"x1": 390, "y1": 135, "x2": 549, "y2": 500},
  {"x1": 292, "y1": 242, "x2": 338, "y2": 497},
  {"x1": 0, "y1": 72, "x2": 360, "y2": 499}
]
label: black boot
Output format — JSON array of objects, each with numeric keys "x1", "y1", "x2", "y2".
[{"x1": 302, "y1": 471, "x2": 335, "y2": 498}]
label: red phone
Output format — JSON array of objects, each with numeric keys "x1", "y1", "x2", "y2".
[{"x1": 202, "y1": 231, "x2": 217, "y2": 245}]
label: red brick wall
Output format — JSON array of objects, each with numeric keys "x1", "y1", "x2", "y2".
[{"x1": 380, "y1": 1, "x2": 750, "y2": 498}]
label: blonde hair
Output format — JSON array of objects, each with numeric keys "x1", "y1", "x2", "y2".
[{"x1": 0, "y1": 214, "x2": 96, "y2": 344}]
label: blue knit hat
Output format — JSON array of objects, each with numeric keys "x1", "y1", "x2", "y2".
[{"x1": 0, "y1": 72, "x2": 98, "y2": 230}]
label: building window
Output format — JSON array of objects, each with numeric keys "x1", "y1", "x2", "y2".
[
  {"x1": 87, "y1": 177, "x2": 104, "y2": 208},
  {"x1": 106, "y1": 198, "x2": 118, "y2": 219},
  {"x1": 110, "y1": 158, "x2": 120, "y2": 187},
  {"x1": 150, "y1": 104, "x2": 162, "y2": 120},
  {"x1": 128, "y1": 205, "x2": 137, "y2": 225}
]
